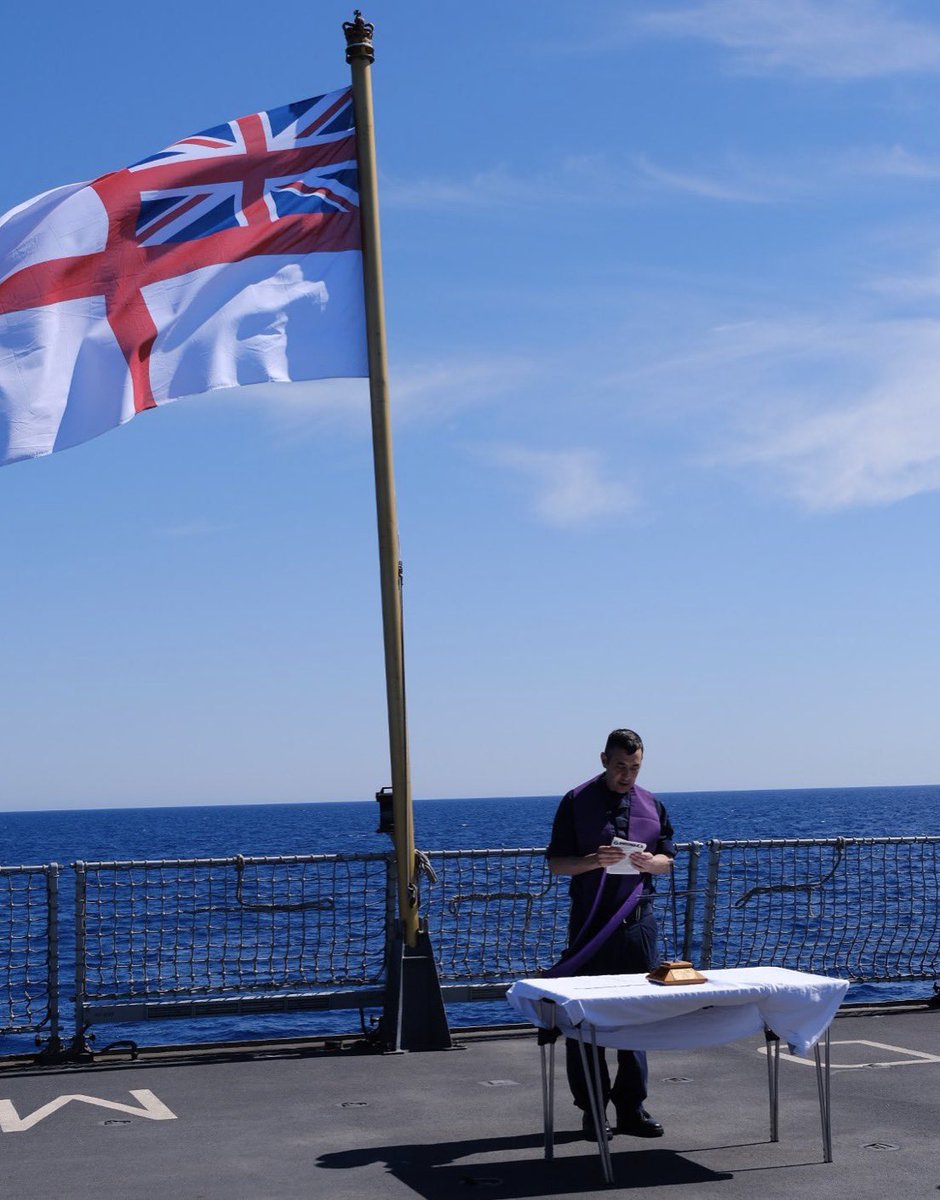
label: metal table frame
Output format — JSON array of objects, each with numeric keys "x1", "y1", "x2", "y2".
[{"x1": 536, "y1": 998, "x2": 834, "y2": 1187}]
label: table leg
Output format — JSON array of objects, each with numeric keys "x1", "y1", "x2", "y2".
[
  {"x1": 765, "y1": 1032, "x2": 780, "y2": 1143},
  {"x1": 576, "y1": 1025, "x2": 614, "y2": 1186},
  {"x1": 537, "y1": 1000, "x2": 556, "y2": 1162},
  {"x1": 539, "y1": 1038, "x2": 555, "y2": 1161},
  {"x1": 814, "y1": 1028, "x2": 833, "y2": 1163}
]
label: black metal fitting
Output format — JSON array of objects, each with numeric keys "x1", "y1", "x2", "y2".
[{"x1": 376, "y1": 786, "x2": 394, "y2": 834}]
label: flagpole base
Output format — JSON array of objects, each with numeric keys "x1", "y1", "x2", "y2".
[{"x1": 380, "y1": 919, "x2": 453, "y2": 1052}]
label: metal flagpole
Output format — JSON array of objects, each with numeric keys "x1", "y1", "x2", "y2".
[
  {"x1": 343, "y1": 11, "x2": 417, "y2": 947},
  {"x1": 343, "y1": 12, "x2": 451, "y2": 1051}
]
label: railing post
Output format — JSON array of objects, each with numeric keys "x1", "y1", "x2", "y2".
[
  {"x1": 681, "y1": 842, "x2": 703, "y2": 963},
  {"x1": 71, "y1": 861, "x2": 89, "y2": 1054},
  {"x1": 700, "y1": 841, "x2": 722, "y2": 969},
  {"x1": 45, "y1": 864, "x2": 61, "y2": 1052}
]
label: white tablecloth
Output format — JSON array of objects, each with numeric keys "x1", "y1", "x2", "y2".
[{"x1": 507, "y1": 966, "x2": 849, "y2": 1056}]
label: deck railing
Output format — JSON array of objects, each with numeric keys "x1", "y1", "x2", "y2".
[
  {"x1": 0, "y1": 836, "x2": 937, "y2": 1058},
  {"x1": 0, "y1": 864, "x2": 60, "y2": 1050},
  {"x1": 697, "y1": 836, "x2": 940, "y2": 981},
  {"x1": 73, "y1": 853, "x2": 394, "y2": 1030}
]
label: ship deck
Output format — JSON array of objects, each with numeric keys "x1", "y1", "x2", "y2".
[{"x1": 0, "y1": 1001, "x2": 937, "y2": 1199}]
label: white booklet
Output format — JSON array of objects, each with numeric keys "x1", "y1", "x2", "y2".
[{"x1": 605, "y1": 838, "x2": 647, "y2": 875}]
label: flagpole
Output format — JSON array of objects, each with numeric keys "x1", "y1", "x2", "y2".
[{"x1": 344, "y1": 11, "x2": 418, "y2": 949}]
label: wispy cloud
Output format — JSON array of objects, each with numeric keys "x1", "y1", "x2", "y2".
[
  {"x1": 381, "y1": 167, "x2": 540, "y2": 210},
  {"x1": 739, "y1": 395, "x2": 940, "y2": 509},
  {"x1": 216, "y1": 357, "x2": 536, "y2": 437},
  {"x1": 484, "y1": 445, "x2": 637, "y2": 527},
  {"x1": 383, "y1": 152, "x2": 781, "y2": 213},
  {"x1": 867, "y1": 253, "x2": 940, "y2": 301},
  {"x1": 632, "y1": 0, "x2": 940, "y2": 80},
  {"x1": 382, "y1": 161, "x2": 595, "y2": 213},
  {"x1": 621, "y1": 310, "x2": 940, "y2": 511},
  {"x1": 634, "y1": 143, "x2": 940, "y2": 203},
  {"x1": 154, "y1": 519, "x2": 229, "y2": 538},
  {"x1": 725, "y1": 319, "x2": 940, "y2": 509},
  {"x1": 384, "y1": 141, "x2": 940, "y2": 217},
  {"x1": 218, "y1": 378, "x2": 370, "y2": 436},
  {"x1": 391, "y1": 357, "x2": 536, "y2": 423},
  {"x1": 632, "y1": 153, "x2": 803, "y2": 203},
  {"x1": 843, "y1": 144, "x2": 940, "y2": 181}
]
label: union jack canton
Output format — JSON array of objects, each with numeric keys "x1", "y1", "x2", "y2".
[{"x1": 131, "y1": 92, "x2": 360, "y2": 246}]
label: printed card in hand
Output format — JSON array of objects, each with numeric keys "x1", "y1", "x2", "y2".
[{"x1": 605, "y1": 838, "x2": 647, "y2": 874}]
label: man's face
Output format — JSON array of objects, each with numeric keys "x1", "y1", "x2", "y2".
[{"x1": 601, "y1": 747, "x2": 643, "y2": 794}]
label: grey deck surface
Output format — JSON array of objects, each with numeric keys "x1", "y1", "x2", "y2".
[{"x1": 0, "y1": 1004, "x2": 937, "y2": 1199}]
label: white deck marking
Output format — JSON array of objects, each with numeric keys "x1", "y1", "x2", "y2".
[
  {"x1": 759, "y1": 1039, "x2": 940, "y2": 1069},
  {"x1": 0, "y1": 1089, "x2": 177, "y2": 1132}
]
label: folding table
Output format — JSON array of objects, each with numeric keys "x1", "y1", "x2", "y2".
[{"x1": 507, "y1": 966, "x2": 850, "y2": 1185}]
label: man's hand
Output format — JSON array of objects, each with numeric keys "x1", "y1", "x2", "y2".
[
  {"x1": 548, "y1": 846, "x2": 674, "y2": 877},
  {"x1": 629, "y1": 851, "x2": 673, "y2": 875},
  {"x1": 595, "y1": 843, "x2": 628, "y2": 868},
  {"x1": 548, "y1": 844, "x2": 626, "y2": 876}
]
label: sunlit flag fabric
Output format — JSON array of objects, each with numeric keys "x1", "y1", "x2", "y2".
[{"x1": 0, "y1": 88, "x2": 367, "y2": 467}]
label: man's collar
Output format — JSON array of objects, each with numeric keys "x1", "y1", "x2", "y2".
[{"x1": 603, "y1": 781, "x2": 633, "y2": 805}]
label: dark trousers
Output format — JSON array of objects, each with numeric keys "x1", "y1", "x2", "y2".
[
  {"x1": 564, "y1": 910, "x2": 659, "y2": 1117},
  {"x1": 566, "y1": 1038, "x2": 649, "y2": 1114}
]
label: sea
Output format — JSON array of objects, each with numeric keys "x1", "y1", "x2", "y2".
[{"x1": 1, "y1": 785, "x2": 937, "y2": 1053}]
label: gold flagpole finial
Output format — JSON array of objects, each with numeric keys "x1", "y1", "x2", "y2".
[{"x1": 344, "y1": 10, "x2": 375, "y2": 64}]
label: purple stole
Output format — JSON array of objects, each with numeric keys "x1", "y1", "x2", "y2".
[{"x1": 543, "y1": 777, "x2": 662, "y2": 979}]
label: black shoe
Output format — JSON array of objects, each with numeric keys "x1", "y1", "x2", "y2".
[
  {"x1": 581, "y1": 1110, "x2": 613, "y2": 1141},
  {"x1": 616, "y1": 1107, "x2": 664, "y2": 1138}
]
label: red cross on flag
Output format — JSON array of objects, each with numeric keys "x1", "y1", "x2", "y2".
[{"x1": 0, "y1": 87, "x2": 367, "y2": 468}]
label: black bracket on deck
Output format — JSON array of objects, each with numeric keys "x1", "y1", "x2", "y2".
[{"x1": 379, "y1": 919, "x2": 453, "y2": 1052}]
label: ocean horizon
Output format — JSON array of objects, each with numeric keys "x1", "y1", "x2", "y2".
[{"x1": 2, "y1": 783, "x2": 938, "y2": 867}]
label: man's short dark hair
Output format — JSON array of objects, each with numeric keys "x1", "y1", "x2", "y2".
[{"x1": 605, "y1": 728, "x2": 644, "y2": 757}]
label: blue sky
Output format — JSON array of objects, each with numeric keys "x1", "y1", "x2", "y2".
[{"x1": 2, "y1": 1, "x2": 940, "y2": 809}]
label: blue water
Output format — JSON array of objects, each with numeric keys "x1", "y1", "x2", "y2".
[
  {"x1": 4, "y1": 783, "x2": 939, "y2": 865},
  {"x1": 1, "y1": 785, "x2": 937, "y2": 1051}
]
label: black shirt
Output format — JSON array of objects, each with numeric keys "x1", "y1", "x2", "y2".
[{"x1": 546, "y1": 779, "x2": 676, "y2": 931}]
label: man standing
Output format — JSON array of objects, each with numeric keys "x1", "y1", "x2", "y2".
[{"x1": 546, "y1": 728, "x2": 675, "y2": 1141}]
